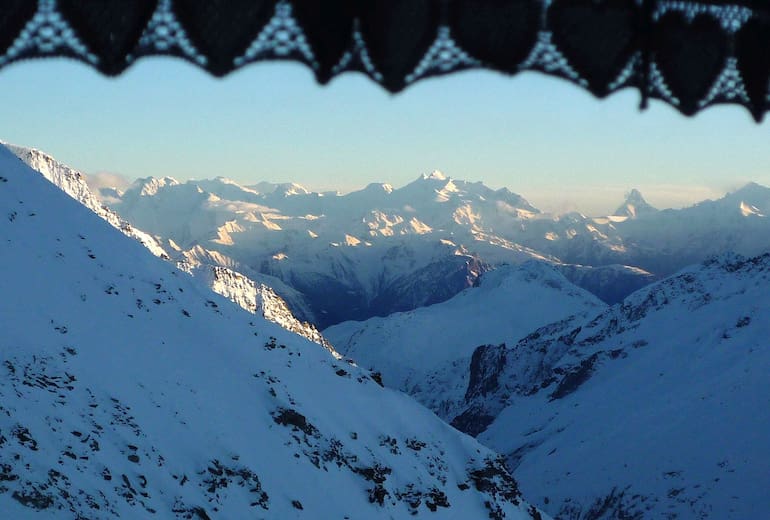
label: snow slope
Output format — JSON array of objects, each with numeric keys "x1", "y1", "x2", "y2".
[
  {"x1": 169, "y1": 242, "x2": 318, "y2": 324},
  {"x1": 454, "y1": 253, "x2": 770, "y2": 519},
  {"x1": 4, "y1": 142, "x2": 170, "y2": 259},
  {"x1": 0, "y1": 144, "x2": 545, "y2": 519},
  {"x1": 325, "y1": 262, "x2": 605, "y2": 419},
  {"x1": 612, "y1": 188, "x2": 658, "y2": 218},
  {"x1": 8, "y1": 144, "x2": 327, "y2": 348},
  {"x1": 176, "y1": 262, "x2": 335, "y2": 355}
]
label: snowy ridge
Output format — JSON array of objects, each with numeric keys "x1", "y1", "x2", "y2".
[
  {"x1": 452, "y1": 253, "x2": 770, "y2": 519},
  {"x1": 175, "y1": 243, "x2": 317, "y2": 324},
  {"x1": 9, "y1": 144, "x2": 325, "y2": 346},
  {"x1": 0, "y1": 144, "x2": 545, "y2": 519},
  {"x1": 177, "y1": 261, "x2": 336, "y2": 354},
  {"x1": 5, "y1": 143, "x2": 170, "y2": 259}
]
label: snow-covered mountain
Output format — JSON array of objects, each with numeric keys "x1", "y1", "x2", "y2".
[
  {"x1": 169, "y1": 242, "x2": 317, "y2": 324},
  {"x1": 452, "y1": 253, "x2": 770, "y2": 519},
  {"x1": 325, "y1": 262, "x2": 605, "y2": 419},
  {"x1": 611, "y1": 183, "x2": 770, "y2": 275},
  {"x1": 612, "y1": 188, "x2": 658, "y2": 218},
  {"x1": 20, "y1": 143, "x2": 770, "y2": 328},
  {"x1": 176, "y1": 261, "x2": 335, "y2": 354},
  {"x1": 101, "y1": 172, "x2": 627, "y2": 327},
  {"x1": 8, "y1": 144, "x2": 327, "y2": 348},
  {"x1": 4, "y1": 142, "x2": 170, "y2": 259},
  {"x1": 0, "y1": 144, "x2": 546, "y2": 519},
  {"x1": 103, "y1": 169, "x2": 770, "y2": 328}
]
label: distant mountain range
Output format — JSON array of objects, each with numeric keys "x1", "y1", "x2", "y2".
[{"x1": 92, "y1": 165, "x2": 770, "y2": 328}]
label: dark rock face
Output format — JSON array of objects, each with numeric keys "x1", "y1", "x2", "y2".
[
  {"x1": 448, "y1": 344, "x2": 509, "y2": 436},
  {"x1": 451, "y1": 407, "x2": 497, "y2": 437},
  {"x1": 465, "y1": 344, "x2": 508, "y2": 401},
  {"x1": 549, "y1": 352, "x2": 600, "y2": 400},
  {"x1": 272, "y1": 408, "x2": 317, "y2": 436},
  {"x1": 467, "y1": 457, "x2": 524, "y2": 520}
]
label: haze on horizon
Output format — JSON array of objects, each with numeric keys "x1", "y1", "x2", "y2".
[{"x1": 0, "y1": 57, "x2": 767, "y2": 215}]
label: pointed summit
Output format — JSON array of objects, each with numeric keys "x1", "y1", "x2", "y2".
[
  {"x1": 727, "y1": 182, "x2": 770, "y2": 203},
  {"x1": 613, "y1": 188, "x2": 657, "y2": 218},
  {"x1": 131, "y1": 176, "x2": 180, "y2": 197},
  {"x1": 721, "y1": 182, "x2": 770, "y2": 215},
  {"x1": 362, "y1": 182, "x2": 393, "y2": 194},
  {"x1": 420, "y1": 170, "x2": 447, "y2": 181},
  {"x1": 272, "y1": 182, "x2": 310, "y2": 197}
]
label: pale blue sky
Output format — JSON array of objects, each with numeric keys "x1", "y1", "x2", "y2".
[{"x1": 1, "y1": 57, "x2": 768, "y2": 214}]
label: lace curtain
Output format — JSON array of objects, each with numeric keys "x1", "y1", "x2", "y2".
[{"x1": 1, "y1": 1, "x2": 769, "y2": 121}]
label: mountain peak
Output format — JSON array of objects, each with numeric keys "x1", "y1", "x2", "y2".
[
  {"x1": 131, "y1": 176, "x2": 180, "y2": 197},
  {"x1": 212, "y1": 176, "x2": 240, "y2": 185},
  {"x1": 737, "y1": 180, "x2": 764, "y2": 190},
  {"x1": 730, "y1": 181, "x2": 769, "y2": 199},
  {"x1": 363, "y1": 182, "x2": 394, "y2": 194},
  {"x1": 276, "y1": 182, "x2": 309, "y2": 196},
  {"x1": 613, "y1": 188, "x2": 657, "y2": 218},
  {"x1": 421, "y1": 170, "x2": 447, "y2": 181},
  {"x1": 714, "y1": 182, "x2": 770, "y2": 216},
  {"x1": 266, "y1": 182, "x2": 310, "y2": 197},
  {"x1": 625, "y1": 188, "x2": 644, "y2": 202}
]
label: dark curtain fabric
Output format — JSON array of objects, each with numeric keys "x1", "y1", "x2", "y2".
[{"x1": 2, "y1": 1, "x2": 769, "y2": 120}]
